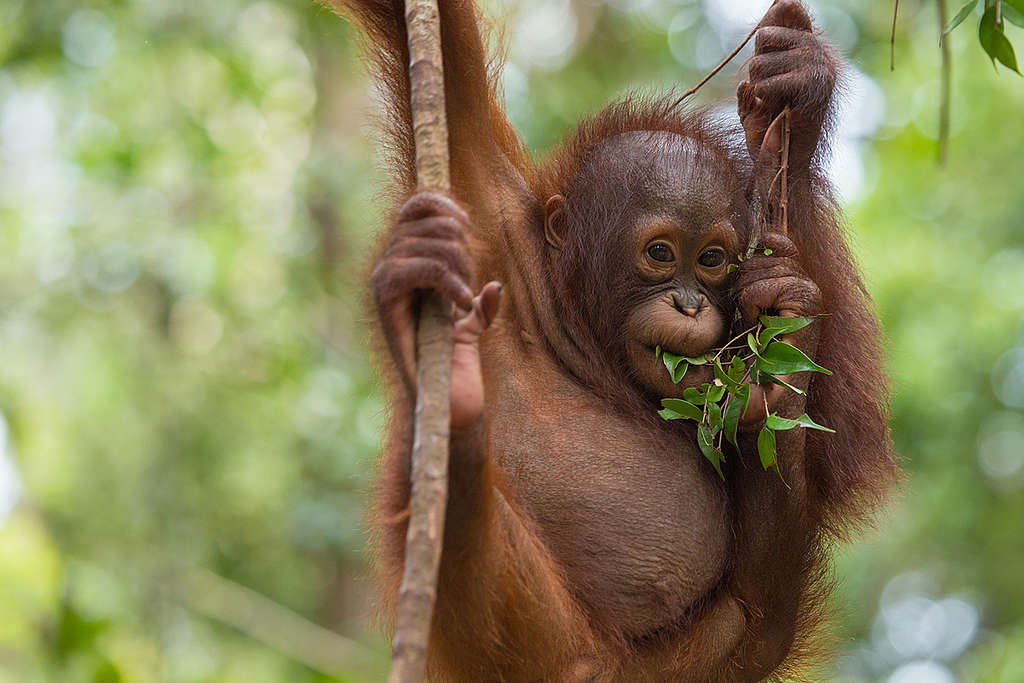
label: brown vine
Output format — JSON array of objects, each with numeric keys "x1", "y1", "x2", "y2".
[
  {"x1": 388, "y1": 1, "x2": 454, "y2": 682},
  {"x1": 673, "y1": 0, "x2": 781, "y2": 108}
]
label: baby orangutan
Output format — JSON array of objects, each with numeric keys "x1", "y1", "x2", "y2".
[{"x1": 335, "y1": 0, "x2": 896, "y2": 680}]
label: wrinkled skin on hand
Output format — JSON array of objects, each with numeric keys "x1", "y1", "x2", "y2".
[
  {"x1": 738, "y1": 0, "x2": 838, "y2": 172},
  {"x1": 734, "y1": 232, "x2": 822, "y2": 426},
  {"x1": 370, "y1": 191, "x2": 501, "y2": 429}
]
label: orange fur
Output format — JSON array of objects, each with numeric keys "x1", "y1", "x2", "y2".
[{"x1": 330, "y1": 1, "x2": 898, "y2": 679}]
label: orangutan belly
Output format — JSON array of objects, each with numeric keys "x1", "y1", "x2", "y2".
[{"x1": 487, "y1": 368, "x2": 731, "y2": 638}]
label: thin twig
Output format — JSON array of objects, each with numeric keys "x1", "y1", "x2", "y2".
[
  {"x1": 767, "y1": 165, "x2": 785, "y2": 200},
  {"x1": 746, "y1": 107, "x2": 790, "y2": 258},
  {"x1": 890, "y1": 0, "x2": 900, "y2": 71},
  {"x1": 390, "y1": 1, "x2": 453, "y2": 681},
  {"x1": 673, "y1": 0, "x2": 781, "y2": 107},
  {"x1": 765, "y1": 107, "x2": 791, "y2": 232},
  {"x1": 713, "y1": 325, "x2": 760, "y2": 363},
  {"x1": 739, "y1": 360, "x2": 755, "y2": 387},
  {"x1": 745, "y1": 216, "x2": 767, "y2": 260},
  {"x1": 717, "y1": 341, "x2": 753, "y2": 352},
  {"x1": 673, "y1": 28, "x2": 758, "y2": 107},
  {"x1": 779, "y1": 107, "x2": 791, "y2": 237},
  {"x1": 938, "y1": 0, "x2": 951, "y2": 164}
]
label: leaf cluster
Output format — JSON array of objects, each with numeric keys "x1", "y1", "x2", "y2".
[
  {"x1": 656, "y1": 316, "x2": 834, "y2": 481},
  {"x1": 945, "y1": 0, "x2": 1024, "y2": 74}
]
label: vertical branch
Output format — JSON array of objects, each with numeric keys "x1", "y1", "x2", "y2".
[
  {"x1": 778, "y1": 106, "x2": 791, "y2": 238},
  {"x1": 890, "y1": 0, "x2": 900, "y2": 71},
  {"x1": 406, "y1": 0, "x2": 450, "y2": 191},
  {"x1": 389, "y1": 1, "x2": 452, "y2": 682},
  {"x1": 938, "y1": 0, "x2": 951, "y2": 164},
  {"x1": 747, "y1": 106, "x2": 791, "y2": 257}
]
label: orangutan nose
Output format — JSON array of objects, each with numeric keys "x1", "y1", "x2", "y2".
[{"x1": 672, "y1": 292, "x2": 706, "y2": 318}]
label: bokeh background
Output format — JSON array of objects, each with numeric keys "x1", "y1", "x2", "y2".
[{"x1": 1, "y1": 0, "x2": 1023, "y2": 681}]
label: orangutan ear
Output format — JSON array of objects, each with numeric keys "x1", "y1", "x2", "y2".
[{"x1": 544, "y1": 195, "x2": 566, "y2": 250}]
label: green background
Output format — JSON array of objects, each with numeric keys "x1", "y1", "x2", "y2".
[{"x1": 0, "y1": 0, "x2": 1022, "y2": 681}]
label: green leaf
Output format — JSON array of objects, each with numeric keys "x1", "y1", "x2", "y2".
[
  {"x1": 747, "y1": 332, "x2": 764, "y2": 358},
  {"x1": 727, "y1": 263, "x2": 739, "y2": 274},
  {"x1": 654, "y1": 345, "x2": 662, "y2": 358},
  {"x1": 993, "y1": 25, "x2": 1022, "y2": 74},
  {"x1": 758, "y1": 315, "x2": 816, "y2": 346},
  {"x1": 757, "y1": 426, "x2": 777, "y2": 470},
  {"x1": 683, "y1": 387, "x2": 703, "y2": 402},
  {"x1": 660, "y1": 399, "x2": 703, "y2": 421},
  {"x1": 979, "y1": 6, "x2": 998, "y2": 62},
  {"x1": 681, "y1": 352, "x2": 715, "y2": 365},
  {"x1": 698, "y1": 424, "x2": 726, "y2": 480},
  {"x1": 765, "y1": 414, "x2": 798, "y2": 430},
  {"x1": 758, "y1": 341, "x2": 833, "y2": 376},
  {"x1": 722, "y1": 385, "x2": 750, "y2": 451},
  {"x1": 763, "y1": 248, "x2": 773, "y2": 256},
  {"x1": 707, "y1": 400, "x2": 723, "y2": 433},
  {"x1": 759, "y1": 315, "x2": 816, "y2": 333},
  {"x1": 706, "y1": 383, "x2": 726, "y2": 403},
  {"x1": 761, "y1": 372, "x2": 806, "y2": 396},
  {"x1": 661, "y1": 351, "x2": 689, "y2": 383},
  {"x1": 766, "y1": 413, "x2": 836, "y2": 433},
  {"x1": 714, "y1": 359, "x2": 741, "y2": 390},
  {"x1": 759, "y1": 329, "x2": 782, "y2": 347},
  {"x1": 1004, "y1": 2, "x2": 1024, "y2": 27},
  {"x1": 728, "y1": 356, "x2": 746, "y2": 383},
  {"x1": 944, "y1": 0, "x2": 978, "y2": 36},
  {"x1": 980, "y1": 6, "x2": 1022, "y2": 74},
  {"x1": 798, "y1": 413, "x2": 835, "y2": 432}
]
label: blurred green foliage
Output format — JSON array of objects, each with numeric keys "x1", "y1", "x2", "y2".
[{"x1": 0, "y1": 0, "x2": 1022, "y2": 681}]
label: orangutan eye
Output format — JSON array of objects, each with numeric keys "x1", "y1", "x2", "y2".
[
  {"x1": 697, "y1": 248, "x2": 726, "y2": 268},
  {"x1": 647, "y1": 243, "x2": 674, "y2": 263}
]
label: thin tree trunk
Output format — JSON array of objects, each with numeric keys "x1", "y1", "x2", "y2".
[{"x1": 388, "y1": 1, "x2": 452, "y2": 681}]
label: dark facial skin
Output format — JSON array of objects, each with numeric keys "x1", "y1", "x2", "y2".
[{"x1": 551, "y1": 131, "x2": 743, "y2": 398}]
